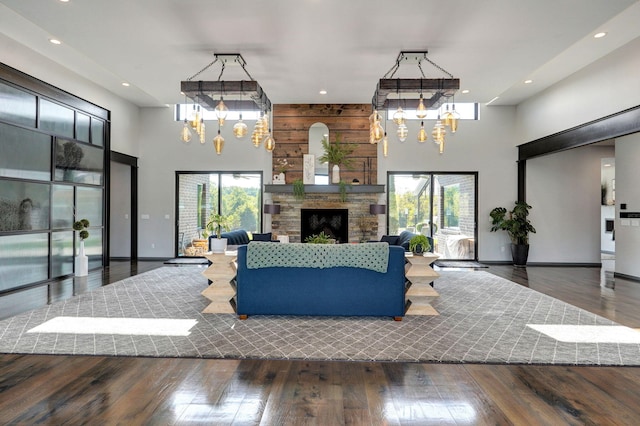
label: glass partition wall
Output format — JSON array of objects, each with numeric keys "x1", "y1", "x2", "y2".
[
  {"x1": 176, "y1": 172, "x2": 262, "y2": 256},
  {"x1": 0, "y1": 67, "x2": 109, "y2": 294},
  {"x1": 387, "y1": 172, "x2": 478, "y2": 260}
]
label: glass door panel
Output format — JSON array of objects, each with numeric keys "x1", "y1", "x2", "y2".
[
  {"x1": 177, "y1": 172, "x2": 262, "y2": 256},
  {"x1": 388, "y1": 172, "x2": 477, "y2": 260},
  {"x1": 433, "y1": 174, "x2": 476, "y2": 260}
]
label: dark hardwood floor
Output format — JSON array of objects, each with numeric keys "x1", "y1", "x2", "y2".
[{"x1": 1, "y1": 260, "x2": 640, "y2": 425}]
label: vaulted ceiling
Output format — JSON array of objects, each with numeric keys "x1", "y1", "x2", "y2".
[{"x1": 2, "y1": 0, "x2": 639, "y2": 108}]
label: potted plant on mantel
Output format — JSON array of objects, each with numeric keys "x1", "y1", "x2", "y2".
[
  {"x1": 318, "y1": 133, "x2": 356, "y2": 184},
  {"x1": 206, "y1": 212, "x2": 230, "y2": 253},
  {"x1": 490, "y1": 201, "x2": 536, "y2": 267}
]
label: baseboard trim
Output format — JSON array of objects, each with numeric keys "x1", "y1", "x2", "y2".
[
  {"x1": 137, "y1": 257, "x2": 174, "y2": 261},
  {"x1": 479, "y1": 261, "x2": 602, "y2": 267},
  {"x1": 614, "y1": 272, "x2": 640, "y2": 283},
  {"x1": 526, "y1": 262, "x2": 602, "y2": 267}
]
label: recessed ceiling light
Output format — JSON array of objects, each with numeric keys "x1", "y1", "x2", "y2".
[
  {"x1": 319, "y1": 90, "x2": 327, "y2": 95},
  {"x1": 461, "y1": 89, "x2": 470, "y2": 94},
  {"x1": 49, "y1": 38, "x2": 62, "y2": 45},
  {"x1": 524, "y1": 79, "x2": 533, "y2": 84},
  {"x1": 121, "y1": 82, "x2": 130, "y2": 87},
  {"x1": 594, "y1": 32, "x2": 607, "y2": 39},
  {"x1": 59, "y1": 0, "x2": 70, "y2": 2}
]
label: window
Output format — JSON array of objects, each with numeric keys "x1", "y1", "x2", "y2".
[
  {"x1": 386, "y1": 103, "x2": 479, "y2": 121},
  {"x1": 177, "y1": 172, "x2": 262, "y2": 256}
]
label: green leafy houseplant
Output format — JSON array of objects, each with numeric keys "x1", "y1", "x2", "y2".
[
  {"x1": 304, "y1": 232, "x2": 333, "y2": 244},
  {"x1": 206, "y1": 213, "x2": 230, "y2": 239},
  {"x1": 318, "y1": 133, "x2": 356, "y2": 170},
  {"x1": 409, "y1": 234, "x2": 431, "y2": 254},
  {"x1": 293, "y1": 178, "x2": 305, "y2": 200},
  {"x1": 338, "y1": 180, "x2": 349, "y2": 202},
  {"x1": 489, "y1": 201, "x2": 536, "y2": 245},
  {"x1": 72, "y1": 218, "x2": 90, "y2": 240}
]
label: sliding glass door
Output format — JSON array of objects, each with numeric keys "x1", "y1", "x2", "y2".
[
  {"x1": 176, "y1": 172, "x2": 262, "y2": 256},
  {"x1": 388, "y1": 172, "x2": 477, "y2": 260}
]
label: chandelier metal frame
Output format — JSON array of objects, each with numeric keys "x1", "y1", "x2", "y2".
[
  {"x1": 180, "y1": 53, "x2": 271, "y2": 112},
  {"x1": 371, "y1": 50, "x2": 459, "y2": 110}
]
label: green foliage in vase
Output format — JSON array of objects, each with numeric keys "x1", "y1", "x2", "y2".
[
  {"x1": 318, "y1": 133, "x2": 356, "y2": 170},
  {"x1": 73, "y1": 218, "x2": 90, "y2": 240}
]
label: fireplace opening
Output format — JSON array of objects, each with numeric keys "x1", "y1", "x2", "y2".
[{"x1": 301, "y1": 209, "x2": 348, "y2": 243}]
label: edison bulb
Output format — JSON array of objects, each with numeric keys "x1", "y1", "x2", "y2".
[
  {"x1": 251, "y1": 130, "x2": 262, "y2": 147},
  {"x1": 214, "y1": 98, "x2": 229, "y2": 121},
  {"x1": 397, "y1": 123, "x2": 408, "y2": 142},
  {"x1": 213, "y1": 131, "x2": 225, "y2": 155},
  {"x1": 263, "y1": 133, "x2": 275, "y2": 152},
  {"x1": 199, "y1": 121, "x2": 206, "y2": 144},
  {"x1": 233, "y1": 114, "x2": 248, "y2": 138},
  {"x1": 416, "y1": 94, "x2": 427, "y2": 119},
  {"x1": 382, "y1": 134, "x2": 388, "y2": 157},
  {"x1": 417, "y1": 121, "x2": 427, "y2": 142},
  {"x1": 373, "y1": 122, "x2": 384, "y2": 142},
  {"x1": 180, "y1": 120, "x2": 192, "y2": 143},
  {"x1": 392, "y1": 106, "x2": 405, "y2": 125}
]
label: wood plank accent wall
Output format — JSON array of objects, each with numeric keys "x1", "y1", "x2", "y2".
[{"x1": 272, "y1": 104, "x2": 378, "y2": 184}]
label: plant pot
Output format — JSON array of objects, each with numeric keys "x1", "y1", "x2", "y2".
[
  {"x1": 210, "y1": 237, "x2": 228, "y2": 253},
  {"x1": 332, "y1": 164, "x2": 340, "y2": 184},
  {"x1": 75, "y1": 240, "x2": 88, "y2": 277},
  {"x1": 511, "y1": 243, "x2": 529, "y2": 267}
]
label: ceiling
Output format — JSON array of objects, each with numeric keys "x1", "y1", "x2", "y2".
[{"x1": 2, "y1": 0, "x2": 640, "y2": 109}]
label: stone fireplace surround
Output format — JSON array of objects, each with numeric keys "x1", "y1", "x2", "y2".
[{"x1": 266, "y1": 185, "x2": 385, "y2": 243}]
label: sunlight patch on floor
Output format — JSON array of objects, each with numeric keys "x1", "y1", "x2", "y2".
[
  {"x1": 528, "y1": 324, "x2": 640, "y2": 344},
  {"x1": 27, "y1": 317, "x2": 197, "y2": 336}
]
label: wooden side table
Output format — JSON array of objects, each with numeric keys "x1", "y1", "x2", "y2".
[
  {"x1": 404, "y1": 252, "x2": 440, "y2": 316},
  {"x1": 201, "y1": 252, "x2": 237, "y2": 314}
]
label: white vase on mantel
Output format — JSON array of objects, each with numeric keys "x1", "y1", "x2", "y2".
[
  {"x1": 332, "y1": 164, "x2": 340, "y2": 184},
  {"x1": 75, "y1": 240, "x2": 88, "y2": 277}
]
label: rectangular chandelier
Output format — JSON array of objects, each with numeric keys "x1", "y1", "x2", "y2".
[
  {"x1": 371, "y1": 51, "x2": 459, "y2": 110},
  {"x1": 180, "y1": 53, "x2": 271, "y2": 112}
]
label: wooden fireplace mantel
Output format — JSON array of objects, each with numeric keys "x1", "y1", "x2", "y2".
[{"x1": 264, "y1": 184, "x2": 385, "y2": 194}]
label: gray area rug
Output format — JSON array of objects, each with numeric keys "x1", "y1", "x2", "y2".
[{"x1": 0, "y1": 267, "x2": 638, "y2": 365}]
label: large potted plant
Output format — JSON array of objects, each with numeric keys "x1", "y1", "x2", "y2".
[
  {"x1": 490, "y1": 201, "x2": 536, "y2": 266},
  {"x1": 207, "y1": 213, "x2": 230, "y2": 253},
  {"x1": 318, "y1": 133, "x2": 356, "y2": 184}
]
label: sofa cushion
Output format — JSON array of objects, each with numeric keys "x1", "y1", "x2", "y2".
[
  {"x1": 251, "y1": 232, "x2": 272, "y2": 241},
  {"x1": 380, "y1": 235, "x2": 399, "y2": 245},
  {"x1": 208, "y1": 229, "x2": 250, "y2": 250}
]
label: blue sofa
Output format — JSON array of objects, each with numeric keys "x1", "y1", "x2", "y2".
[{"x1": 234, "y1": 243, "x2": 408, "y2": 320}]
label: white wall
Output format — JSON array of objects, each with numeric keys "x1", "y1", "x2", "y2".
[
  {"x1": 109, "y1": 161, "x2": 131, "y2": 257},
  {"x1": 614, "y1": 132, "x2": 640, "y2": 277},
  {"x1": 378, "y1": 104, "x2": 519, "y2": 262},
  {"x1": 0, "y1": 33, "x2": 140, "y2": 157},
  {"x1": 526, "y1": 146, "x2": 612, "y2": 263},
  {"x1": 136, "y1": 107, "x2": 273, "y2": 257},
  {"x1": 517, "y1": 36, "x2": 640, "y2": 143}
]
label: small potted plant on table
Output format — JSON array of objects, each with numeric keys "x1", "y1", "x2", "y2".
[
  {"x1": 409, "y1": 234, "x2": 431, "y2": 255},
  {"x1": 207, "y1": 213, "x2": 230, "y2": 253}
]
